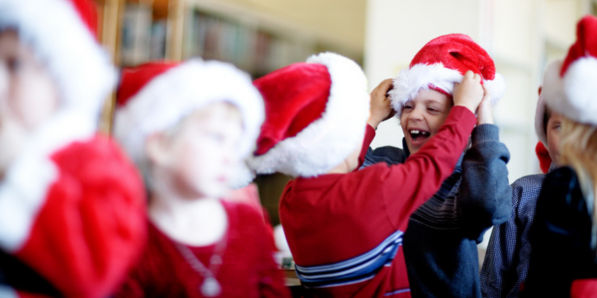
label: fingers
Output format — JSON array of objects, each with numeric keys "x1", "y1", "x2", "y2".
[
  {"x1": 482, "y1": 84, "x2": 491, "y2": 101},
  {"x1": 376, "y1": 78, "x2": 394, "y2": 96},
  {"x1": 463, "y1": 70, "x2": 481, "y2": 83}
]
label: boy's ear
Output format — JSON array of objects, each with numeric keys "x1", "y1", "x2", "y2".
[{"x1": 145, "y1": 132, "x2": 170, "y2": 167}]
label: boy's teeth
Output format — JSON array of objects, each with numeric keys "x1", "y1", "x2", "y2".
[{"x1": 410, "y1": 130, "x2": 420, "y2": 134}]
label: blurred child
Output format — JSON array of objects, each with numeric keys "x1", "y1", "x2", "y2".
[
  {"x1": 522, "y1": 15, "x2": 597, "y2": 297},
  {"x1": 363, "y1": 34, "x2": 510, "y2": 298},
  {"x1": 113, "y1": 60, "x2": 290, "y2": 298},
  {"x1": 246, "y1": 52, "x2": 484, "y2": 297},
  {"x1": 0, "y1": 0, "x2": 146, "y2": 297},
  {"x1": 480, "y1": 64, "x2": 565, "y2": 298}
]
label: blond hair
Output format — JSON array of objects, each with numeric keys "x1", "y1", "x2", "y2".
[{"x1": 560, "y1": 117, "x2": 597, "y2": 250}]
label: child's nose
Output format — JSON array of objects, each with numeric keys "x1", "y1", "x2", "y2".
[{"x1": 408, "y1": 106, "x2": 425, "y2": 121}]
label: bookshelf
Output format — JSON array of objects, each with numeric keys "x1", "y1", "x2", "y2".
[{"x1": 96, "y1": 0, "x2": 322, "y2": 134}]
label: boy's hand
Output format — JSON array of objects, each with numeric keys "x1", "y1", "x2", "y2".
[
  {"x1": 368, "y1": 79, "x2": 395, "y2": 130},
  {"x1": 453, "y1": 70, "x2": 484, "y2": 114},
  {"x1": 477, "y1": 85, "x2": 494, "y2": 125}
]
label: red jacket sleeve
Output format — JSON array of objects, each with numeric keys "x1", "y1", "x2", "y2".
[
  {"x1": 373, "y1": 106, "x2": 476, "y2": 231},
  {"x1": 14, "y1": 136, "x2": 147, "y2": 298}
]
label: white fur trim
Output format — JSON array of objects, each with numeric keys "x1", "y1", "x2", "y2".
[
  {"x1": 0, "y1": 111, "x2": 96, "y2": 252},
  {"x1": 0, "y1": 0, "x2": 116, "y2": 116},
  {"x1": 389, "y1": 63, "x2": 506, "y2": 117},
  {"x1": 247, "y1": 52, "x2": 370, "y2": 177},
  {"x1": 114, "y1": 59, "x2": 264, "y2": 187},
  {"x1": 559, "y1": 56, "x2": 597, "y2": 125},
  {"x1": 535, "y1": 60, "x2": 563, "y2": 145},
  {"x1": 228, "y1": 161, "x2": 256, "y2": 190}
]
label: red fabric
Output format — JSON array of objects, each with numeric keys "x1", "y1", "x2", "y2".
[
  {"x1": 66, "y1": 0, "x2": 98, "y2": 38},
  {"x1": 571, "y1": 279, "x2": 597, "y2": 298},
  {"x1": 253, "y1": 63, "x2": 331, "y2": 155},
  {"x1": 280, "y1": 106, "x2": 476, "y2": 297},
  {"x1": 114, "y1": 200, "x2": 290, "y2": 298},
  {"x1": 561, "y1": 15, "x2": 597, "y2": 76},
  {"x1": 14, "y1": 135, "x2": 147, "y2": 298},
  {"x1": 358, "y1": 124, "x2": 376, "y2": 168},
  {"x1": 535, "y1": 141, "x2": 552, "y2": 174},
  {"x1": 117, "y1": 62, "x2": 180, "y2": 107},
  {"x1": 410, "y1": 34, "x2": 496, "y2": 81}
]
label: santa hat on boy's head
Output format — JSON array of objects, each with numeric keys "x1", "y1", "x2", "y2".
[
  {"x1": 0, "y1": 0, "x2": 116, "y2": 116},
  {"x1": 389, "y1": 34, "x2": 506, "y2": 116},
  {"x1": 114, "y1": 59, "x2": 264, "y2": 174},
  {"x1": 247, "y1": 52, "x2": 369, "y2": 178},
  {"x1": 541, "y1": 15, "x2": 597, "y2": 126}
]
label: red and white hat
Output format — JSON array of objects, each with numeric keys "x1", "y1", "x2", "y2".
[
  {"x1": 114, "y1": 59, "x2": 264, "y2": 177},
  {"x1": 0, "y1": 0, "x2": 116, "y2": 116},
  {"x1": 389, "y1": 34, "x2": 506, "y2": 116},
  {"x1": 247, "y1": 52, "x2": 369, "y2": 177},
  {"x1": 540, "y1": 15, "x2": 597, "y2": 126}
]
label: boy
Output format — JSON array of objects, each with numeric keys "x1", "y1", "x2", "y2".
[
  {"x1": 0, "y1": 0, "x2": 146, "y2": 297},
  {"x1": 363, "y1": 34, "x2": 511, "y2": 298},
  {"x1": 246, "y1": 51, "x2": 485, "y2": 297},
  {"x1": 113, "y1": 60, "x2": 289, "y2": 298},
  {"x1": 480, "y1": 60, "x2": 565, "y2": 298}
]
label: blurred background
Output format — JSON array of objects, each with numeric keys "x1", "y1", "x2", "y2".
[{"x1": 94, "y1": 0, "x2": 591, "y2": 260}]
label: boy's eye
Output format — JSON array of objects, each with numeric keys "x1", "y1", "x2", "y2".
[{"x1": 403, "y1": 104, "x2": 413, "y2": 110}]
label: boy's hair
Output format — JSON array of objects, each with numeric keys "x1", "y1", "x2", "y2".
[{"x1": 560, "y1": 117, "x2": 597, "y2": 250}]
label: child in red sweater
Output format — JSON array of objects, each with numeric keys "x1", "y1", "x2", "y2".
[
  {"x1": 113, "y1": 60, "x2": 290, "y2": 298},
  {"x1": 245, "y1": 52, "x2": 486, "y2": 297},
  {"x1": 0, "y1": 0, "x2": 146, "y2": 297}
]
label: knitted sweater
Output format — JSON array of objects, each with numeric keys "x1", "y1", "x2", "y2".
[{"x1": 364, "y1": 124, "x2": 511, "y2": 298}]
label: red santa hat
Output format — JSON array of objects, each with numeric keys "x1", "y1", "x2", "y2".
[
  {"x1": 247, "y1": 52, "x2": 369, "y2": 177},
  {"x1": 0, "y1": 0, "x2": 116, "y2": 117},
  {"x1": 389, "y1": 34, "x2": 506, "y2": 116},
  {"x1": 0, "y1": 0, "x2": 119, "y2": 256},
  {"x1": 540, "y1": 15, "x2": 597, "y2": 126},
  {"x1": 114, "y1": 59, "x2": 264, "y2": 185}
]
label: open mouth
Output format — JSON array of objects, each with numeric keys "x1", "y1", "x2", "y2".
[{"x1": 409, "y1": 129, "x2": 431, "y2": 143}]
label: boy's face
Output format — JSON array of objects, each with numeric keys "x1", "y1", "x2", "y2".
[
  {"x1": 152, "y1": 103, "x2": 243, "y2": 199},
  {"x1": 0, "y1": 30, "x2": 59, "y2": 175},
  {"x1": 546, "y1": 112, "x2": 564, "y2": 165},
  {"x1": 400, "y1": 89, "x2": 453, "y2": 154}
]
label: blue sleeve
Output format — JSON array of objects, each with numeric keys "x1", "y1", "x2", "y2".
[
  {"x1": 480, "y1": 175, "x2": 544, "y2": 298},
  {"x1": 457, "y1": 124, "x2": 512, "y2": 240}
]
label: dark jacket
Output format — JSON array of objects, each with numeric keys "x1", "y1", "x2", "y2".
[
  {"x1": 522, "y1": 166, "x2": 597, "y2": 297},
  {"x1": 363, "y1": 124, "x2": 512, "y2": 298}
]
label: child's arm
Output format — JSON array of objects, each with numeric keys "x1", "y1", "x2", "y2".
[
  {"x1": 457, "y1": 92, "x2": 512, "y2": 239},
  {"x1": 376, "y1": 71, "x2": 484, "y2": 230},
  {"x1": 358, "y1": 79, "x2": 396, "y2": 168}
]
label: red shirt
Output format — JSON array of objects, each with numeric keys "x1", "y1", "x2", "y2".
[
  {"x1": 280, "y1": 106, "x2": 477, "y2": 297},
  {"x1": 115, "y1": 200, "x2": 290, "y2": 298}
]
